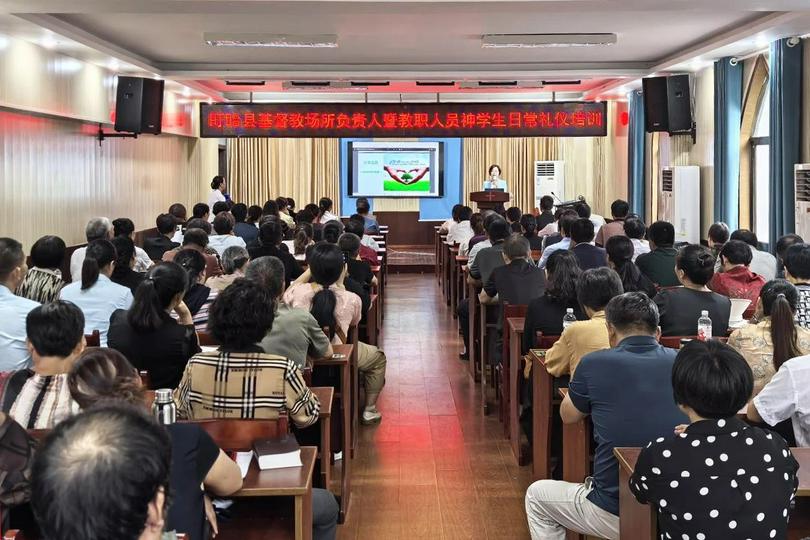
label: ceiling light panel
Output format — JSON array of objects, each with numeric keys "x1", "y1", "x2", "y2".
[
  {"x1": 481, "y1": 33, "x2": 617, "y2": 49},
  {"x1": 204, "y1": 33, "x2": 338, "y2": 48}
]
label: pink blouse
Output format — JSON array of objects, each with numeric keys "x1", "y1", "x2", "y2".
[{"x1": 283, "y1": 283, "x2": 361, "y2": 343}]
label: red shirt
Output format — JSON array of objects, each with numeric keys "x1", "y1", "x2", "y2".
[
  {"x1": 709, "y1": 266, "x2": 765, "y2": 318},
  {"x1": 359, "y1": 244, "x2": 379, "y2": 266}
]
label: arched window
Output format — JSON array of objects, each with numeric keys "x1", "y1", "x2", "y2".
[{"x1": 751, "y1": 85, "x2": 770, "y2": 242}]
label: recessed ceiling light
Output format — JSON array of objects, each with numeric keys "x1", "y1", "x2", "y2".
[
  {"x1": 755, "y1": 34, "x2": 769, "y2": 49},
  {"x1": 183, "y1": 86, "x2": 191, "y2": 97},
  {"x1": 204, "y1": 33, "x2": 338, "y2": 48},
  {"x1": 482, "y1": 33, "x2": 617, "y2": 49},
  {"x1": 41, "y1": 33, "x2": 57, "y2": 49}
]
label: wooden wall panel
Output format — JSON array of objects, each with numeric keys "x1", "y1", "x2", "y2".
[
  {"x1": 374, "y1": 211, "x2": 435, "y2": 245},
  {"x1": 0, "y1": 109, "x2": 217, "y2": 249}
]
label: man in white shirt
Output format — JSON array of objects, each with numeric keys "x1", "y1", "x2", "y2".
[
  {"x1": 208, "y1": 212, "x2": 247, "y2": 257},
  {"x1": 730, "y1": 229, "x2": 777, "y2": 281},
  {"x1": 748, "y1": 354, "x2": 810, "y2": 447},
  {"x1": 69, "y1": 217, "x2": 112, "y2": 282},
  {"x1": 446, "y1": 206, "x2": 474, "y2": 246},
  {"x1": 0, "y1": 238, "x2": 40, "y2": 371},
  {"x1": 112, "y1": 218, "x2": 154, "y2": 272},
  {"x1": 538, "y1": 212, "x2": 578, "y2": 270},
  {"x1": 439, "y1": 204, "x2": 464, "y2": 235},
  {"x1": 624, "y1": 217, "x2": 651, "y2": 262}
]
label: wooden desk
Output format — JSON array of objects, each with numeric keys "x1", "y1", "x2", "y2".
[
  {"x1": 506, "y1": 317, "x2": 528, "y2": 464},
  {"x1": 559, "y1": 388, "x2": 590, "y2": 540},
  {"x1": 311, "y1": 387, "x2": 333, "y2": 489},
  {"x1": 313, "y1": 344, "x2": 353, "y2": 523},
  {"x1": 614, "y1": 447, "x2": 810, "y2": 539},
  {"x1": 455, "y1": 256, "x2": 468, "y2": 305},
  {"x1": 467, "y1": 277, "x2": 481, "y2": 382},
  {"x1": 224, "y1": 446, "x2": 317, "y2": 540},
  {"x1": 434, "y1": 228, "x2": 442, "y2": 280},
  {"x1": 362, "y1": 294, "x2": 379, "y2": 346},
  {"x1": 449, "y1": 245, "x2": 460, "y2": 313},
  {"x1": 479, "y1": 302, "x2": 498, "y2": 415},
  {"x1": 531, "y1": 349, "x2": 554, "y2": 481}
]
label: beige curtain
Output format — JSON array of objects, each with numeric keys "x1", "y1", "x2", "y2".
[{"x1": 227, "y1": 138, "x2": 341, "y2": 214}]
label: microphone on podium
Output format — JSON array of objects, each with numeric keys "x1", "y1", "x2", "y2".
[{"x1": 550, "y1": 191, "x2": 564, "y2": 205}]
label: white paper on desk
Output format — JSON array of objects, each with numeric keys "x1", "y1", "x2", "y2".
[{"x1": 235, "y1": 451, "x2": 252, "y2": 478}]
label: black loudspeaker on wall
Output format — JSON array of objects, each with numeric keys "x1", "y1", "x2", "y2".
[
  {"x1": 114, "y1": 76, "x2": 165, "y2": 134},
  {"x1": 642, "y1": 74, "x2": 693, "y2": 135}
]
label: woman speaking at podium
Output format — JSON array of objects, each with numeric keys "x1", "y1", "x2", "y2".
[{"x1": 483, "y1": 164, "x2": 508, "y2": 191}]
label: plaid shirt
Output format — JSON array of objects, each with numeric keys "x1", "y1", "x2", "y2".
[{"x1": 173, "y1": 349, "x2": 319, "y2": 427}]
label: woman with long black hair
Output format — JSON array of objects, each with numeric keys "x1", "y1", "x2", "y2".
[
  {"x1": 315, "y1": 197, "x2": 339, "y2": 224},
  {"x1": 605, "y1": 235, "x2": 657, "y2": 298},
  {"x1": 108, "y1": 261, "x2": 200, "y2": 388},
  {"x1": 59, "y1": 239, "x2": 133, "y2": 345},
  {"x1": 174, "y1": 249, "x2": 218, "y2": 332}
]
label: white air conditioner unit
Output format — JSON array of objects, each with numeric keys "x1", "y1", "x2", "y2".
[
  {"x1": 796, "y1": 164, "x2": 810, "y2": 240},
  {"x1": 534, "y1": 160, "x2": 565, "y2": 209},
  {"x1": 658, "y1": 165, "x2": 700, "y2": 244}
]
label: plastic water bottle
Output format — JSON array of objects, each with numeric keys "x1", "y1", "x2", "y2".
[
  {"x1": 697, "y1": 310, "x2": 712, "y2": 341},
  {"x1": 562, "y1": 308, "x2": 577, "y2": 331},
  {"x1": 152, "y1": 388, "x2": 176, "y2": 425}
]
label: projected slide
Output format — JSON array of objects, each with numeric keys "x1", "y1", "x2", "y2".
[{"x1": 350, "y1": 142, "x2": 442, "y2": 198}]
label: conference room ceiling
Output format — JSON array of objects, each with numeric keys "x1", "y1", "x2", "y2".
[{"x1": 2, "y1": 1, "x2": 810, "y2": 100}]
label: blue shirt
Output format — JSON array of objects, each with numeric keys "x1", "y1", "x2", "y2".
[
  {"x1": 0, "y1": 285, "x2": 39, "y2": 371},
  {"x1": 60, "y1": 275, "x2": 133, "y2": 346},
  {"x1": 538, "y1": 237, "x2": 571, "y2": 269},
  {"x1": 361, "y1": 215, "x2": 380, "y2": 235},
  {"x1": 483, "y1": 179, "x2": 508, "y2": 191},
  {"x1": 568, "y1": 335, "x2": 688, "y2": 516}
]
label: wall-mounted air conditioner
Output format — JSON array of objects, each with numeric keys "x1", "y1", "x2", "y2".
[
  {"x1": 534, "y1": 160, "x2": 565, "y2": 209},
  {"x1": 796, "y1": 164, "x2": 810, "y2": 240},
  {"x1": 659, "y1": 165, "x2": 700, "y2": 244}
]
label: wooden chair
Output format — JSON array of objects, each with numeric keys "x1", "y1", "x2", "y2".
[
  {"x1": 84, "y1": 330, "x2": 100, "y2": 347},
  {"x1": 192, "y1": 415, "x2": 290, "y2": 452},
  {"x1": 138, "y1": 370, "x2": 152, "y2": 389},
  {"x1": 197, "y1": 331, "x2": 220, "y2": 347},
  {"x1": 479, "y1": 301, "x2": 499, "y2": 415},
  {"x1": 499, "y1": 303, "x2": 528, "y2": 433},
  {"x1": 530, "y1": 333, "x2": 561, "y2": 482}
]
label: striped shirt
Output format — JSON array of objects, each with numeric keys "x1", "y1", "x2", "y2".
[
  {"x1": 173, "y1": 349, "x2": 319, "y2": 427},
  {"x1": 16, "y1": 267, "x2": 65, "y2": 304},
  {"x1": 10, "y1": 373, "x2": 79, "y2": 429}
]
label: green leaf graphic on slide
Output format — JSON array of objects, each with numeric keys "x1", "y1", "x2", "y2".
[{"x1": 383, "y1": 179, "x2": 430, "y2": 191}]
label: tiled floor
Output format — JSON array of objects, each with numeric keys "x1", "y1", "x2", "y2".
[{"x1": 337, "y1": 273, "x2": 533, "y2": 540}]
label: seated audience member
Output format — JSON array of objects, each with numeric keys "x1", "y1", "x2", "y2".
[
  {"x1": 31, "y1": 404, "x2": 173, "y2": 540},
  {"x1": 631, "y1": 340, "x2": 799, "y2": 540},
  {"x1": 480, "y1": 234, "x2": 545, "y2": 306},
  {"x1": 262, "y1": 199, "x2": 280, "y2": 219},
  {"x1": 570, "y1": 218, "x2": 608, "y2": 270},
  {"x1": 535, "y1": 195, "x2": 555, "y2": 231},
  {"x1": 623, "y1": 216, "x2": 650, "y2": 262},
  {"x1": 110, "y1": 236, "x2": 145, "y2": 294},
  {"x1": 5, "y1": 302, "x2": 82, "y2": 428},
  {"x1": 730, "y1": 229, "x2": 777, "y2": 281},
  {"x1": 709, "y1": 239, "x2": 766, "y2": 318},
  {"x1": 108, "y1": 262, "x2": 200, "y2": 389},
  {"x1": 284, "y1": 243, "x2": 386, "y2": 424},
  {"x1": 729, "y1": 279, "x2": 810, "y2": 394},
  {"x1": 356, "y1": 198, "x2": 379, "y2": 234},
  {"x1": 460, "y1": 212, "x2": 485, "y2": 256},
  {"x1": 506, "y1": 206, "x2": 523, "y2": 233},
  {"x1": 466, "y1": 212, "x2": 502, "y2": 266},
  {"x1": 169, "y1": 202, "x2": 188, "y2": 226},
  {"x1": 69, "y1": 217, "x2": 113, "y2": 282},
  {"x1": 538, "y1": 208, "x2": 563, "y2": 238},
  {"x1": 439, "y1": 204, "x2": 464, "y2": 234},
  {"x1": 208, "y1": 212, "x2": 246, "y2": 257},
  {"x1": 176, "y1": 279, "x2": 320, "y2": 424},
  {"x1": 16, "y1": 235, "x2": 66, "y2": 303},
  {"x1": 231, "y1": 203, "x2": 259, "y2": 244},
  {"x1": 211, "y1": 201, "x2": 229, "y2": 219},
  {"x1": 538, "y1": 210, "x2": 578, "y2": 269},
  {"x1": 247, "y1": 256, "x2": 333, "y2": 369},
  {"x1": 544, "y1": 267, "x2": 622, "y2": 377},
  {"x1": 247, "y1": 204, "x2": 263, "y2": 227},
  {"x1": 292, "y1": 222, "x2": 315, "y2": 261},
  {"x1": 316, "y1": 197, "x2": 339, "y2": 224},
  {"x1": 344, "y1": 219, "x2": 379, "y2": 265},
  {"x1": 574, "y1": 200, "x2": 605, "y2": 234},
  {"x1": 322, "y1": 220, "x2": 344, "y2": 245},
  {"x1": 249, "y1": 219, "x2": 303, "y2": 286},
  {"x1": 783, "y1": 243, "x2": 810, "y2": 328},
  {"x1": 525, "y1": 292, "x2": 687, "y2": 540},
  {"x1": 143, "y1": 213, "x2": 180, "y2": 261},
  {"x1": 339, "y1": 233, "x2": 377, "y2": 293},
  {"x1": 522, "y1": 251, "x2": 585, "y2": 354},
  {"x1": 636, "y1": 220, "x2": 680, "y2": 287},
  {"x1": 707, "y1": 221, "x2": 730, "y2": 262},
  {"x1": 0, "y1": 238, "x2": 39, "y2": 371},
  {"x1": 775, "y1": 233, "x2": 804, "y2": 278},
  {"x1": 192, "y1": 202, "x2": 210, "y2": 222},
  {"x1": 594, "y1": 199, "x2": 629, "y2": 247},
  {"x1": 446, "y1": 206, "x2": 475, "y2": 245},
  {"x1": 276, "y1": 197, "x2": 295, "y2": 228},
  {"x1": 296, "y1": 207, "x2": 317, "y2": 226},
  {"x1": 68, "y1": 351, "x2": 244, "y2": 540},
  {"x1": 605, "y1": 236, "x2": 656, "y2": 297},
  {"x1": 60, "y1": 240, "x2": 133, "y2": 346},
  {"x1": 348, "y1": 214, "x2": 380, "y2": 250},
  {"x1": 520, "y1": 214, "x2": 544, "y2": 251},
  {"x1": 206, "y1": 246, "x2": 249, "y2": 292},
  {"x1": 173, "y1": 249, "x2": 217, "y2": 332},
  {"x1": 112, "y1": 218, "x2": 153, "y2": 272},
  {"x1": 163, "y1": 227, "x2": 222, "y2": 279},
  {"x1": 285, "y1": 197, "x2": 297, "y2": 220},
  {"x1": 654, "y1": 244, "x2": 731, "y2": 337}
]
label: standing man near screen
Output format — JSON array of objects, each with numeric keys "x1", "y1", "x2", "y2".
[{"x1": 483, "y1": 164, "x2": 508, "y2": 191}]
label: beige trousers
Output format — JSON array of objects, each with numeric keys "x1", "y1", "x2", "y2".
[
  {"x1": 525, "y1": 479, "x2": 620, "y2": 540},
  {"x1": 357, "y1": 341, "x2": 386, "y2": 395}
]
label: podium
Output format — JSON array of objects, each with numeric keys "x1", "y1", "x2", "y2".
[{"x1": 470, "y1": 191, "x2": 510, "y2": 211}]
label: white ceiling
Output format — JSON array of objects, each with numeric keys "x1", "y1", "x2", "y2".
[{"x1": 2, "y1": 1, "x2": 810, "y2": 101}]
